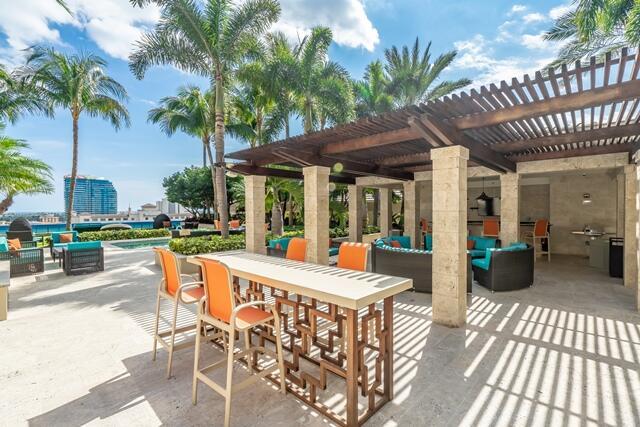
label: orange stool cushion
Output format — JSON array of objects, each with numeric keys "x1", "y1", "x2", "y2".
[
  {"x1": 390, "y1": 240, "x2": 402, "y2": 248},
  {"x1": 236, "y1": 306, "x2": 272, "y2": 326}
]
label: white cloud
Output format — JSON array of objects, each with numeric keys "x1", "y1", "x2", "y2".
[
  {"x1": 549, "y1": 3, "x2": 574, "y2": 20},
  {"x1": 274, "y1": 0, "x2": 379, "y2": 51},
  {"x1": 522, "y1": 12, "x2": 547, "y2": 24},
  {"x1": 521, "y1": 33, "x2": 548, "y2": 50},
  {"x1": 509, "y1": 4, "x2": 528, "y2": 15},
  {"x1": 0, "y1": 0, "x2": 160, "y2": 64},
  {"x1": 452, "y1": 34, "x2": 554, "y2": 87}
]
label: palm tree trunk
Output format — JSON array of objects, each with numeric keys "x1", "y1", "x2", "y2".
[
  {"x1": 284, "y1": 114, "x2": 290, "y2": 139},
  {"x1": 304, "y1": 98, "x2": 313, "y2": 134},
  {"x1": 214, "y1": 74, "x2": 229, "y2": 238},
  {"x1": 203, "y1": 144, "x2": 207, "y2": 167},
  {"x1": 65, "y1": 112, "x2": 79, "y2": 231},
  {"x1": 0, "y1": 193, "x2": 13, "y2": 215},
  {"x1": 271, "y1": 198, "x2": 284, "y2": 236},
  {"x1": 204, "y1": 137, "x2": 217, "y2": 220}
]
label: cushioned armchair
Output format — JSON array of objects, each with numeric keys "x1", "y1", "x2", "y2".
[
  {"x1": 62, "y1": 241, "x2": 104, "y2": 275},
  {"x1": 471, "y1": 243, "x2": 534, "y2": 292},
  {"x1": 467, "y1": 236, "x2": 500, "y2": 258},
  {"x1": 371, "y1": 239, "x2": 472, "y2": 293},
  {"x1": 0, "y1": 237, "x2": 44, "y2": 278},
  {"x1": 50, "y1": 231, "x2": 80, "y2": 261}
]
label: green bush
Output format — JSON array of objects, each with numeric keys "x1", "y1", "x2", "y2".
[
  {"x1": 364, "y1": 225, "x2": 380, "y2": 234},
  {"x1": 79, "y1": 229, "x2": 171, "y2": 242},
  {"x1": 330, "y1": 227, "x2": 348, "y2": 238},
  {"x1": 169, "y1": 235, "x2": 246, "y2": 255}
]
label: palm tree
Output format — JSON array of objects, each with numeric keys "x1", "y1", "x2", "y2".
[
  {"x1": 384, "y1": 37, "x2": 471, "y2": 106},
  {"x1": 227, "y1": 85, "x2": 283, "y2": 148},
  {"x1": 130, "y1": 0, "x2": 280, "y2": 238},
  {"x1": 0, "y1": 128, "x2": 54, "y2": 214},
  {"x1": 0, "y1": 64, "x2": 50, "y2": 124},
  {"x1": 545, "y1": 1, "x2": 634, "y2": 65},
  {"x1": 353, "y1": 60, "x2": 394, "y2": 118},
  {"x1": 291, "y1": 26, "x2": 355, "y2": 133},
  {"x1": 24, "y1": 47, "x2": 130, "y2": 230},
  {"x1": 148, "y1": 85, "x2": 218, "y2": 215}
]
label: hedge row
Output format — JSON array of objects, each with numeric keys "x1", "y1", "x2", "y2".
[
  {"x1": 79, "y1": 229, "x2": 171, "y2": 242},
  {"x1": 169, "y1": 235, "x2": 246, "y2": 255}
]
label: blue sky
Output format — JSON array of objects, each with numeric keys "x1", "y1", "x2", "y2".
[{"x1": 0, "y1": 0, "x2": 571, "y2": 213}]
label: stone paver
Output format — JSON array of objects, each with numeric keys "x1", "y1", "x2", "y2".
[{"x1": 1, "y1": 248, "x2": 639, "y2": 426}]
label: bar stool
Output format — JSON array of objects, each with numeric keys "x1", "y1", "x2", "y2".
[
  {"x1": 191, "y1": 258, "x2": 286, "y2": 427},
  {"x1": 152, "y1": 248, "x2": 205, "y2": 378},
  {"x1": 482, "y1": 218, "x2": 500, "y2": 238},
  {"x1": 525, "y1": 219, "x2": 550, "y2": 261},
  {"x1": 285, "y1": 237, "x2": 308, "y2": 262}
]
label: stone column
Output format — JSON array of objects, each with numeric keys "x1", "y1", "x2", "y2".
[
  {"x1": 500, "y1": 172, "x2": 520, "y2": 245},
  {"x1": 304, "y1": 166, "x2": 330, "y2": 265},
  {"x1": 617, "y1": 172, "x2": 625, "y2": 238},
  {"x1": 244, "y1": 175, "x2": 266, "y2": 255},
  {"x1": 348, "y1": 185, "x2": 363, "y2": 242},
  {"x1": 624, "y1": 164, "x2": 638, "y2": 290},
  {"x1": 431, "y1": 146, "x2": 469, "y2": 328},
  {"x1": 379, "y1": 188, "x2": 393, "y2": 237},
  {"x1": 403, "y1": 181, "x2": 420, "y2": 248}
]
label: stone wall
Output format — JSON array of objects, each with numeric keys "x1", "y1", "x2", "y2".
[{"x1": 549, "y1": 171, "x2": 618, "y2": 256}]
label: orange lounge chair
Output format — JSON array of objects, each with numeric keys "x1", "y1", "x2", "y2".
[
  {"x1": 191, "y1": 258, "x2": 286, "y2": 427},
  {"x1": 152, "y1": 248, "x2": 205, "y2": 378}
]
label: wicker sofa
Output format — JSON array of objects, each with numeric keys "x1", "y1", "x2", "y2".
[
  {"x1": 267, "y1": 237, "x2": 341, "y2": 258},
  {"x1": 0, "y1": 237, "x2": 44, "y2": 278},
  {"x1": 50, "y1": 231, "x2": 80, "y2": 261},
  {"x1": 62, "y1": 241, "x2": 104, "y2": 275},
  {"x1": 371, "y1": 238, "x2": 472, "y2": 293},
  {"x1": 471, "y1": 243, "x2": 534, "y2": 292}
]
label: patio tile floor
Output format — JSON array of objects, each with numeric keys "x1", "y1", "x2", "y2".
[{"x1": 1, "y1": 249, "x2": 639, "y2": 426}]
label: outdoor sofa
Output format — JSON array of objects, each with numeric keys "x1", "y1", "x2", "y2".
[
  {"x1": 62, "y1": 241, "x2": 104, "y2": 275},
  {"x1": 267, "y1": 236, "x2": 341, "y2": 258},
  {"x1": 371, "y1": 237, "x2": 472, "y2": 293},
  {"x1": 471, "y1": 243, "x2": 534, "y2": 292},
  {"x1": 50, "y1": 231, "x2": 80, "y2": 261},
  {"x1": 0, "y1": 236, "x2": 44, "y2": 278}
]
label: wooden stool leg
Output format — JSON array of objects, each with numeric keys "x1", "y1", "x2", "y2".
[
  {"x1": 166, "y1": 298, "x2": 179, "y2": 378},
  {"x1": 0, "y1": 287, "x2": 7, "y2": 321},
  {"x1": 224, "y1": 331, "x2": 235, "y2": 427},
  {"x1": 244, "y1": 329, "x2": 254, "y2": 373},
  {"x1": 272, "y1": 315, "x2": 286, "y2": 394},
  {"x1": 152, "y1": 292, "x2": 161, "y2": 361},
  {"x1": 192, "y1": 315, "x2": 202, "y2": 405}
]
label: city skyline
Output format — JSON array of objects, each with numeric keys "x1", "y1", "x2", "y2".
[{"x1": 64, "y1": 175, "x2": 118, "y2": 215}]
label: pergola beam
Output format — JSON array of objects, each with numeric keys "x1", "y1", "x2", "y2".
[
  {"x1": 452, "y1": 79, "x2": 640, "y2": 130},
  {"x1": 320, "y1": 127, "x2": 419, "y2": 155},
  {"x1": 229, "y1": 163, "x2": 356, "y2": 184},
  {"x1": 420, "y1": 114, "x2": 516, "y2": 172},
  {"x1": 508, "y1": 143, "x2": 632, "y2": 162},
  {"x1": 274, "y1": 149, "x2": 414, "y2": 181},
  {"x1": 491, "y1": 122, "x2": 640, "y2": 153},
  {"x1": 378, "y1": 152, "x2": 431, "y2": 166}
]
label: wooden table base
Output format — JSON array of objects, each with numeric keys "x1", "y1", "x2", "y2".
[{"x1": 243, "y1": 280, "x2": 394, "y2": 427}]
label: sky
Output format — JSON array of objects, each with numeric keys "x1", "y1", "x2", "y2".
[{"x1": 0, "y1": 0, "x2": 572, "y2": 213}]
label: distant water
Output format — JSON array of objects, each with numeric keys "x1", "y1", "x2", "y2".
[{"x1": 0, "y1": 220, "x2": 184, "y2": 234}]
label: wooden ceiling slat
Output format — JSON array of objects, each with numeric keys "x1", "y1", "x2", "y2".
[
  {"x1": 480, "y1": 86, "x2": 524, "y2": 140},
  {"x1": 493, "y1": 82, "x2": 536, "y2": 139},
  {"x1": 502, "y1": 80, "x2": 541, "y2": 138},
  {"x1": 561, "y1": 64, "x2": 579, "y2": 132},
  {"x1": 548, "y1": 68, "x2": 571, "y2": 133},
  {"x1": 575, "y1": 60, "x2": 586, "y2": 131},
  {"x1": 535, "y1": 71, "x2": 563, "y2": 134}
]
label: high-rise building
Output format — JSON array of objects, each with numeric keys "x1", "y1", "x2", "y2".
[{"x1": 64, "y1": 175, "x2": 117, "y2": 215}]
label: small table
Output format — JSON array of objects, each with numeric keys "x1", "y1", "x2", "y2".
[
  {"x1": 51, "y1": 246, "x2": 65, "y2": 266},
  {"x1": 189, "y1": 251, "x2": 412, "y2": 426}
]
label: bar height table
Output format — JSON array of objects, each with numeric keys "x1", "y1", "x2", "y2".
[{"x1": 189, "y1": 251, "x2": 412, "y2": 426}]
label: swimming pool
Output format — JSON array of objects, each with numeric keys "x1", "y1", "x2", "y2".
[{"x1": 109, "y1": 237, "x2": 171, "y2": 249}]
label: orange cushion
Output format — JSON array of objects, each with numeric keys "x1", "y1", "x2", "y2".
[
  {"x1": 236, "y1": 306, "x2": 272, "y2": 326},
  {"x1": 390, "y1": 240, "x2": 402, "y2": 248},
  {"x1": 275, "y1": 243, "x2": 282, "y2": 250},
  {"x1": 7, "y1": 238, "x2": 21, "y2": 251},
  {"x1": 467, "y1": 239, "x2": 476, "y2": 250},
  {"x1": 182, "y1": 286, "x2": 205, "y2": 303},
  {"x1": 59, "y1": 233, "x2": 73, "y2": 243}
]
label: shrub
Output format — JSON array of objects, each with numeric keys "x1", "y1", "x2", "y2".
[
  {"x1": 364, "y1": 225, "x2": 380, "y2": 234},
  {"x1": 169, "y1": 235, "x2": 246, "y2": 255},
  {"x1": 79, "y1": 229, "x2": 171, "y2": 242},
  {"x1": 330, "y1": 227, "x2": 348, "y2": 238}
]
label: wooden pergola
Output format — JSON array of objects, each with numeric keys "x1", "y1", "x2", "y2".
[
  {"x1": 228, "y1": 48, "x2": 640, "y2": 181},
  {"x1": 234, "y1": 48, "x2": 640, "y2": 334}
]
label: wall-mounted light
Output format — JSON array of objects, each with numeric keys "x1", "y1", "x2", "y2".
[{"x1": 582, "y1": 193, "x2": 592, "y2": 205}]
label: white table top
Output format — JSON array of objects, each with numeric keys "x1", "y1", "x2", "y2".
[{"x1": 190, "y1": 251, "x2": 413, "y2": 310}]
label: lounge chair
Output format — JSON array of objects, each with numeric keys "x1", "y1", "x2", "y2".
[
  {"x1": 62, "y1": 241, "x2": 104, "y2": 275},
  {"x1": 50, "y1": 231, "x2": 80, "y2": 261},
  {"x1": 0, "y1": 237, "x2": 44, "y2": 278}
]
